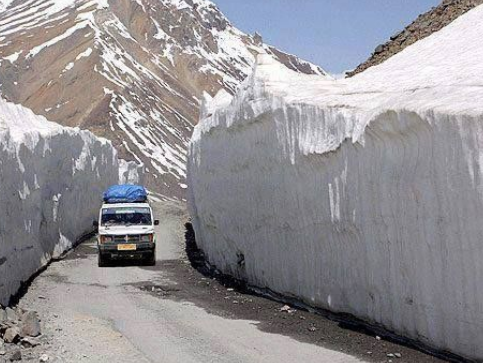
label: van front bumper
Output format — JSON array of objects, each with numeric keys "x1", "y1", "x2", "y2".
[{"x1": 98, "y1": 242, "x2": 155, "y2": 260}]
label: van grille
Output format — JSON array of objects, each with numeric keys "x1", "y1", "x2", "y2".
[{"x1": 113, "y1": 235, "x2": 141, "y2": 243}]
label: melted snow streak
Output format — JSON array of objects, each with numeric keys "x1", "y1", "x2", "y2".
[
  {"x1": 188, "y1": 5, "x2": 483, "y2": 361},
  {"x1": 0, "y1": 99, "x2": 120, "y2": 305}
]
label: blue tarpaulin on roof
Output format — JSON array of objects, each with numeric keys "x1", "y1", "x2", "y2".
[{"x1": 103, "y1": 185, "x2": 148, "y2": 203}]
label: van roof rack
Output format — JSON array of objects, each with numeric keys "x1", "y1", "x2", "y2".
[{"x1": 103, "y1": 185, "x2": 148, "y2": 204}]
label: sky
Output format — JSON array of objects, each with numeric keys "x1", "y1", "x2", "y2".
[{"x1": 213, "y1": 0, "x2": 441, "y2": 74}]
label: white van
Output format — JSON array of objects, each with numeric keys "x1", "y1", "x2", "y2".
[{"x1": 95, "y1": 202, "x2": 159, "y2": 267}]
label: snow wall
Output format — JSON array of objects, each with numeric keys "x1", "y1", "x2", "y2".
[
  {"x1": 0, "y1": 100, "x2": 126, "y2": 305},
  {"x1": 188, "y1": 5, "x2": 483, "y2": 361}
]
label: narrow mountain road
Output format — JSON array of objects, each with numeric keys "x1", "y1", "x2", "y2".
[{"x1": 17, "y1": 202, "x2": 445, "y2": 363}]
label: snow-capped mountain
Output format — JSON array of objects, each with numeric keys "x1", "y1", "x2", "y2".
[{"x1": 0, "y1": 0, "x2": 325, "y2": 198}]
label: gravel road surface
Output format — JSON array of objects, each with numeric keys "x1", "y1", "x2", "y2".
[{"x1": 15, "y1": 202, "x2": 447, "y2": 363}]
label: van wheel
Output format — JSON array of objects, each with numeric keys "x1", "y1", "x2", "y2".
[
  {"x1": 145, "y1": 251, "x2": 156, "y2": 266},
  {"x1": 98, "y1": 253, "x2": 108, "y2": 267}
]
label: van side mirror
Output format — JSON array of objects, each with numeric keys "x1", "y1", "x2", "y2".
[
  {"x1": 93, "y1": 220, "x2": 99, "y2": 228},
  {"x1": 154, "y1": 220, "x2": 160, "y2": 226}
]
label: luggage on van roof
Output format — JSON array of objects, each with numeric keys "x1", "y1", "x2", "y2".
[{"x1": 103, "y1": 185, "x2": 148, "y2": 204}]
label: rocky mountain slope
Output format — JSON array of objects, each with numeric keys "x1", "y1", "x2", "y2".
[
  {"x1": 0, "y1": 0, "x2": 324, "y2": 198},
  {"x1": 348, "y1": 0, "x2": 483, "y2": 76}
]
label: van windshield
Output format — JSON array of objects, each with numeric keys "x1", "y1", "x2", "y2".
[{"x1": 101, "y1": 207, "x2": 152, "y2": 226}]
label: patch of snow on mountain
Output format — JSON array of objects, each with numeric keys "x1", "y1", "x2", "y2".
[
  {"x1": 0, "y1": 0, "x2": 13, "y2": 11},
  {"x1": 2, "y1": 50, "x2": 21, "y2": 62},
  {"x1": 76, "y1": 46, "x2": 92, "y2": 60},
  {"x1": 28, "y1": 22, "x2": 90, "y2": 57}
]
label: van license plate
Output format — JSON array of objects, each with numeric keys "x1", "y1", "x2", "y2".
[{"x1": 118, "y1": 244, "x2": 137, "y2": 251}]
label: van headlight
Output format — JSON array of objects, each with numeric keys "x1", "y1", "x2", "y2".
[
  {"x1": 140, "y1": 234, "x2": 153, "y2": 242},
  {"x1": 100, "y1": 235, "x2": 113, "y2": 244}
]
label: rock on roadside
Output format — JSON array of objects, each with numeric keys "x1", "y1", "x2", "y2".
[
  {"x1": 4, "y1": 309, "x2": 17, "y2": 324},
  {"x1": 0, "y1": 306, "x2": 45, "y2": 361},
  {"x1": 21, "y1": 337, "x2": 40, "y2": 348},
  {"x1": 2, "y1": 328, "x2": 19, "y2": 344},
  {"x1": 8, "y1": 350, "x2": 21, "y2": 361},
  {"x1": 20, "y1": 311, "x2": 41, "y2": 337}
]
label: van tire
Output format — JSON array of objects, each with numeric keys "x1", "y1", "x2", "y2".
[
  {"x1": 98, "y1": 253, "x2": 108, "y2": 267},
  {"x1": 145, "y1": 251, "x2": 156, "y2": 266}
]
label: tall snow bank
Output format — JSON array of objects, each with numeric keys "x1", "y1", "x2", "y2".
[
  {"x1": 0, "y1": 99, "x2": 122, "y2": 305},
  {"x1": 188, "y1": 5, "x2": 483, "y2": 360}
]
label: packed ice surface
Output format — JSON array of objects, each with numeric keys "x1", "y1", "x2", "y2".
[
  {"x1": 188, "y1": 5, "x2": 483, "y2": 360},
  {"x1": 0, "y1": 99, "x2": 122, "y2": 305}
]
